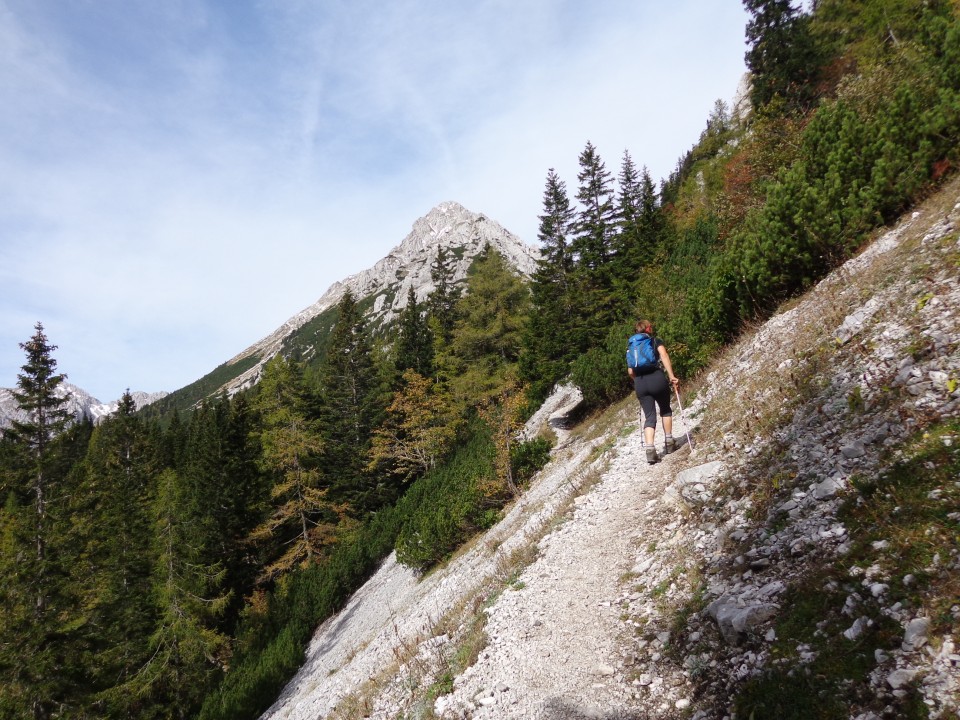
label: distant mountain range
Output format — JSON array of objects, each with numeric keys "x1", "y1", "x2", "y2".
[
  {"x1": 1, "y1": 201, "x2": 539, "y2": 426},
  {"x1": 0, "y1": 383, "x2": 168, "y2": 429}
]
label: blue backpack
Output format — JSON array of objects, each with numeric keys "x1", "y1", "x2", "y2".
[{"x1": 626, "y1": 333, "x2": 659, "y2": 372}]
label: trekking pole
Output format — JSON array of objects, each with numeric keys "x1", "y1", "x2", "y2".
[{"x1": 673, "y1": 384, "x2": 695, "y2": 451}]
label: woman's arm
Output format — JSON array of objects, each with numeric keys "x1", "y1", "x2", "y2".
[{"x1": 658, "y1": 344, "x2": 680, "y2": 387}]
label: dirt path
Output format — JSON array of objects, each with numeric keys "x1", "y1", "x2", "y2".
[{"x1": 440, "y1": 425, "x2": 692, "y2": 718}]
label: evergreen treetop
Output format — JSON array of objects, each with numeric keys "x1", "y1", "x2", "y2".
[
  {"x1": 7, "y1": 322, "x2": 71, "y2": 453},
  {"x1": 572, "y1": 141, "x2": 620, "y2": 270}
]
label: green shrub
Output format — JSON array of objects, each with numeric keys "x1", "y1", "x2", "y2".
[
  {"x1": 394, "y1": 422, "x2": 498, "y2": 571},
  {"x1": 510, "y1": 436, "x2": 553, "y2": 487},
  {"x1": 728, "y1": 15, "x2": 960, "y2": 319},
  {"x1": 570, "y1": 324, "x2": 634, "y2": 410}
]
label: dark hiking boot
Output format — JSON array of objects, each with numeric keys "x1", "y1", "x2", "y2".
[
  {"x1": 664, "y1": 437, "x2": 676, "y2": 455},
  {"x1": 645, "y1": 446, "x2": 659, "y2": 464}
]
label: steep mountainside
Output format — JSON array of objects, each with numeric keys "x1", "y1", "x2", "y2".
[
  {"x1": 259, "y1": 179, "x2": 960, "y2": 718},
  {"x1": 150, "y1": 202, "x2": 538, "y2": 413}
]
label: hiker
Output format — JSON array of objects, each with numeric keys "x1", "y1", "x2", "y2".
[{"x1": 626, "y1": 319, "x2": 680, "y2": 464}]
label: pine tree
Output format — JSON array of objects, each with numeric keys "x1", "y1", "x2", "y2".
[
  {"x1": 571, "y1": 142, "x2": 621, "y2": 346},
  {"x1": 318, "y1": 291, "x2": 385, "y2": 512},
  {"x1": 0, "y1": 322, "x2": 76, "y2": 720},
  {"x1": 744, "y1": 0, "x2": 822, "y2": 112},
  {"x1": 521, "y1": 168, "x2": 578, "y2": 403},
  {"x1": 394, "y1": 286, "x2": 434, "y2": 378}
]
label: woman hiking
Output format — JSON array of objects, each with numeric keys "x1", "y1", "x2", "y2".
[{"x1": 626, "y1": 319, "x2": 680, "y2": 464}]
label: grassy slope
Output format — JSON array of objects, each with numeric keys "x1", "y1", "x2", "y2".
[{"x1": 674, "y1": 174, "x2": 960, "y2": 718}]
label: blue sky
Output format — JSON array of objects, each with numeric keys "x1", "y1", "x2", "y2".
[{"x1": 1, "y1": 0, "x2": 750, "y2": 402}]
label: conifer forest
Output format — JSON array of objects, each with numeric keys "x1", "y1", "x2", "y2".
[{"x1": 2, "y1": 1, "x2": 960, "y2": 718}]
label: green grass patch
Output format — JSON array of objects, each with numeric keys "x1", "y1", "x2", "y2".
[
  {"x1": 733, "y1": 420, "x2": 960, "y2": 719},
  {"x1": 839, "y1": 421, "x2": 960, "y2": 631}
]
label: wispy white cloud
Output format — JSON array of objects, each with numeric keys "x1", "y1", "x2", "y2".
[{"x1": 0, "y1": 0, "x2": 748, "y2": 401}]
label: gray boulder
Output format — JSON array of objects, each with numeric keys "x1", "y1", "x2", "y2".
[{"x1": 706, "y1": 594, "x2": 778, "y2": 644}]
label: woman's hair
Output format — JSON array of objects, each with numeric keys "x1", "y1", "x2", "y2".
[{"x1": 635, "y1": 319, "x2": 653, "y2": 333}]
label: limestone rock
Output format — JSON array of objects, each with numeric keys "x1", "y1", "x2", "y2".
[{"x1": 706, "y1": 594, "x2": 778, "y2": 644}]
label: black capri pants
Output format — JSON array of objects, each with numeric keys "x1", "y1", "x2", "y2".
[{"x1": 633, "y1": 369, "x2": 672, "y2": 429}]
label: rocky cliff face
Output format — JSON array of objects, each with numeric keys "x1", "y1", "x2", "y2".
[
  {"x1": 0, "y1": 383, "x2": 168, "y2": 429},
  {"x1": 218, "y1": 201, "x2": 539, "y2": 397}
]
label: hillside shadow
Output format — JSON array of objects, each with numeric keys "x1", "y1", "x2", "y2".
[{"x1": 541, "y1": 699, "x2": 655, "y2": 719}]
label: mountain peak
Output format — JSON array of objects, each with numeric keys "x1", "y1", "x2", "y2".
[{"x1": 220, "y1": 203, "x2": 539, "y2": 397}]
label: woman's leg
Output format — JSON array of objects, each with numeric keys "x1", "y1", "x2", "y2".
[
  {"x1": 635, "y1": 375, "x2": 660, "y2": 463},
  {"x1": 649, "y1": 372, "x2": 675, "y2": 452},
  {"x1": 644, "y1": 424, "x2": 656, "y2": 446}
]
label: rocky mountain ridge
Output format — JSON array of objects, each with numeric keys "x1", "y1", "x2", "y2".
[
  {"x1": 258, "y1": 179, "x2": 960, "y2": 718},
  {"x1": 21, "y1": 201, "x2": 538, "y2": 419},
  {"x1": 0, "y1": 383, "x2": 168, "y2": 429},
  {"x1": 217, "y1": 201, "x2": 539, "y2": 397}
]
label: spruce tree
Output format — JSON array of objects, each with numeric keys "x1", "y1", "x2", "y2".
[
  {"x1": 614, "y1": 151, "x2": 644, "y2": 278},
  {"x1": 427, "y1": 246, "x2": 462, "y2": 348},
  {"x1": 318, "y1": 291, "x2": 385, "y2": 512},
  {"x1": 571, "y1": 142, "x2": 620, "y2": 346},
  {"x1": 612, "y1": 158, "x2": 666, "y2": 323},
  {"x1": 6, "y1": 322, "x2": 72, "y2": 601},
  {"x1": 0, "y1": 490, "x2": 42, "y2": 718},
  {"x1": 394, "y1": 286, "x2": 434, "y2": 378},
  {"x1": 106, "y1": 467, "x2": 230, "y2": 719},
  {"x1": 573, "y1": 141, "x2": 620, "y2": 270},
  {"x1": 744, "y1": 0, "x2": 822, "y2": 112},
  {"x1": 158, "y1": 410, "x2": 189, "y2": 472},
  {"x1": 217, "y1": 395, "x2": 268, "y2": 622},
  {"x1": 69, "y1": 392, "x2": 158, "y2": 709},
  {"x1": 521, "y1": 168, "x2": 577, "y2": 403},
  {"x1": 535, "y1": 168, "x2": 577, "y2": 288},
  {"x1": 617, "y1": 151, "x2": 642, "y2": 240},
  {"x1": 172, "y1": 399, "x2": 264, "y2": 630},
  {"x1": 0, "y1": 322, "x2": 75, "y2": 720},
  {"x1": 631, "y1": 166, "x2": 664, "y2": 272}
]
